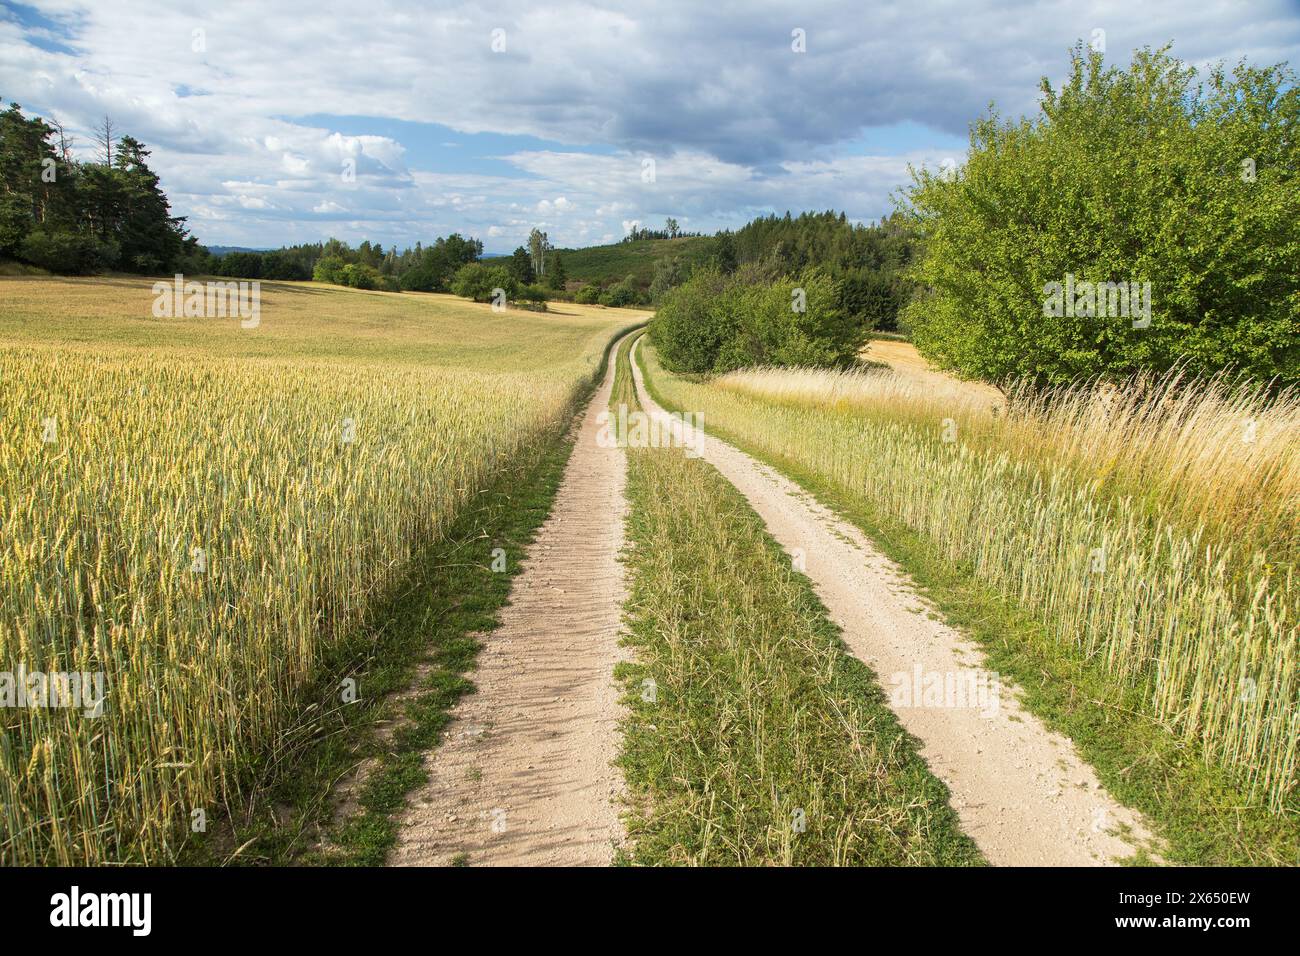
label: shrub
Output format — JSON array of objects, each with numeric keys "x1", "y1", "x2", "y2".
[
  {"x1": 600, "y1": 274, "x2": 640, "y2": 307},
  {"x1": 18, "y1": 230, "x2": 105, "y2": 275},
  {"x1": 742, "y1": 271, "x2": 859, "y2": 368},
  {"x1": 649, "y1": 267, "x2": 738, "y2": 373},
  {"x1": 575, "y1": 283, "x2": 601, "y2": 304},
  {"x1": 310, "y1": 257, "x2": 383, "y2": 290},
  {"x1": 339, "y1": 263, "x2": 381, "y2": 290},
  {"x1": 515, "y1": 283, "x2": 550, "y2": 309},
  {"x1": 650, "y1": 266, "x2": 862, "y2": 374}
]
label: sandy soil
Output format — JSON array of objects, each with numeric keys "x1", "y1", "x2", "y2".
[
  {"x1": 631, "y1": 339, "x2": 1156, "y2": 866},
  {"x1": 390, "y1": 334, "x2": 633, "y2": 867}
]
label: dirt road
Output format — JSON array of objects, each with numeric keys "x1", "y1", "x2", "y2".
[
  {"x1": 391, "y1": 334, "x2": 633, "y2": 866},
  {"x1": 630, "y1": 339, "x2": 1155, "y2": 866}
]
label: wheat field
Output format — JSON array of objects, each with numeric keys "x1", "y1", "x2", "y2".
[{"x1": 0, "y1": 277, "x2": 638, "y2": 864}]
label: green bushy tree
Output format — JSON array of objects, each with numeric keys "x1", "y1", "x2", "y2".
[
  {"x1": 18, "y1": 230, "x2": 106, "y2": 274},
  {"x1": 312, "y1": 255, "x2": 347, "y2": 284},
  {"x1": 599, "y1": 273, "x2": 639, "y2": 307},
  {"x1": 648, "y1": 267, "x2": 736, "y2": 372},
  {"x1": 508, "y1": 245, "x2": 535, "y2": 284},
  {"x1": 901, "y1": 45, "x2": 1300, "y2": 387},
  {"x1": 223, "y1": 251, "x2": 264, "y2": 279},
  {"x1": 451, "y1": 262, "x2": 517, "y2": 303}
]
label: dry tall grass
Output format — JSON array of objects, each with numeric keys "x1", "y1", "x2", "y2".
[{"x1": 719, "y1": 364, "x2": 1299, "y2": 564}]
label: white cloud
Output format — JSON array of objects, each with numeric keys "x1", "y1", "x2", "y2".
[{"x1": 2, "y1": 0, "x2": 1295, "y2": 248}]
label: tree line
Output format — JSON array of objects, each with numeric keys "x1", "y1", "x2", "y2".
[
  {"x1": 205, "y1": 230, "x2": 573, "y2": 300},
  {"x1": 206, "y1": 212, "x2": 916, "y2": 321},
  {"x1": 0, "y1": 99, "x2": 912, "y2": 330},
  {"x1": 562, "y1": 212, "x2": 917, "y2": 320},
  {"x1": 651, "y1": 45, "x2": 1299, "y2": 386},
  {"x1": 0, "y1": 101, "x2": 197, "y2": 274},
  {"x1": 622, "y1": 219, "x2": 704, "y2": 241}
]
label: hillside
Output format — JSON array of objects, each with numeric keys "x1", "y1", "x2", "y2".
[{"x1": 559, "y1": 235, "x2": 715, "y2": 286}]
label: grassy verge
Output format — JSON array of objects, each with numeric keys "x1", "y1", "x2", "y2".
[
  {"x1": 180, "y1": 328, "x2": 636, "y2": 866},
  {"x1": 636, "y1": 342, "x2": 1300, "y2": 866},
  {"x1": 612, "y1": 336, "x2": 982, "y2": 866}
]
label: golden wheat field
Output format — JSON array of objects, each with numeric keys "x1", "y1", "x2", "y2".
[
  {"x1": 0, "y1": 276, "x2": 640, "y2": 864},
  {"x1": 640, "y1": 344, "x2": 1300, "y2": 812}
]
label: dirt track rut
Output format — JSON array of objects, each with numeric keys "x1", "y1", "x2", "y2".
[{"x1": 391, "y1": 335, "x2": 632, "y2": 866}]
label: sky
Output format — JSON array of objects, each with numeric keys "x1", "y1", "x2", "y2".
[{"x1": 2, "y1": 0, "x2": 1298, "y2": 253}]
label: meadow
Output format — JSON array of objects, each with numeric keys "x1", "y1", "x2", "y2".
[
  {"x1": 0, "y1": 277, "x2": 636, "y2": 865},
  {"x1": 638, "y1": 344, "x2": 1300, "y2": 860}
]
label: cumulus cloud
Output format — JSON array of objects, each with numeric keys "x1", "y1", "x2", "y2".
[{"x1": 1, "y1": 0, "x2": 1295, "y2": 248}]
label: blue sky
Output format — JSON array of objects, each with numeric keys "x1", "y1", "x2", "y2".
[
  {"x1": 291, "y1": 114, "x2": 621, "y2": 179},
  {"x1": 3, "y1": 0, "x2": 1297, "y2": 252}
]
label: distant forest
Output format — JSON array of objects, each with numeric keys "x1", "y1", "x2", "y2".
[
  {"x1": 718, "y1": 211, "x2": 916, "y2": 332},
  {"x1": 566, "y1": 211, "x2": 917, "y2": 330}
]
